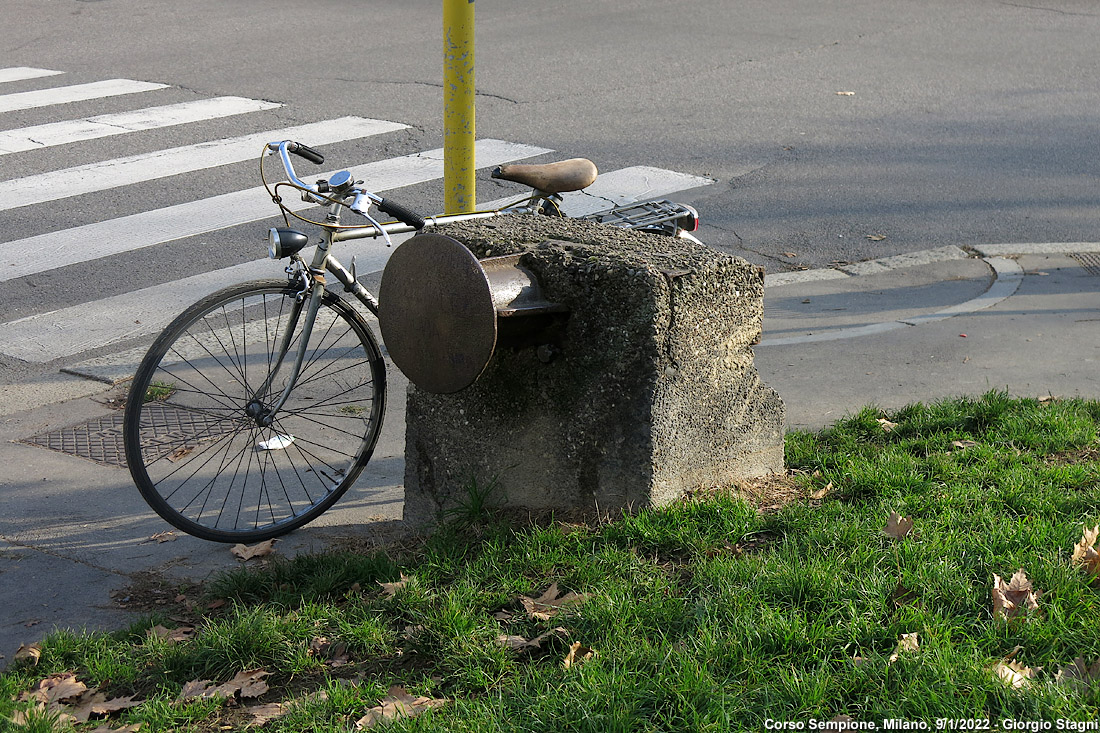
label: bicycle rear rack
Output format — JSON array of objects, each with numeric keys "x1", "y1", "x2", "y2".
[{"x1": 581, "y1": 199, "x2": 697, "y2": 236}]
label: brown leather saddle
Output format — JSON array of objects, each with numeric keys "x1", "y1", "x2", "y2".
[{"x1": 491, "y1": 158, "x2": 598, "y2": 194}]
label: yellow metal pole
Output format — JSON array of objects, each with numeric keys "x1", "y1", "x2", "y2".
[{"x1": 443, "y1": 0, "x2": 475, "y2": 214}]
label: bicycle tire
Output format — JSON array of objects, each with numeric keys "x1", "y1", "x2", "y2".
[{"x1": 123, "y1": 279, "x2": 386, "y2": 543}]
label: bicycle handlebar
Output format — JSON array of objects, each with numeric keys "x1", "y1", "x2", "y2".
[
  {"x1": 286, "y1": 141, "x2": 324, "y2": 165},
  {"x1": 266, "y1": 139, "x2": 425, "y2": 231}
]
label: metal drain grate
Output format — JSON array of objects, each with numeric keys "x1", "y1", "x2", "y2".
[
  {"x1": 22, "y1": 405, "x2": 238, "y2": 468},
  {"x1": 23, "y1": 412, "x2": 129, "y2": 467},
  {"x1": 1071, "y1": 252, "x2": 1100, "y2": 277}
]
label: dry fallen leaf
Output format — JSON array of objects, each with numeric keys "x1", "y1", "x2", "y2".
[
  {"x1": 245, "y1": 702, "x2": 286, "y2": 727},
  {"x1": 884, "y1": 511, "x2": 914, "y2": 540},
  {"x1": 810, "y1": 482, "x2": 832, "y2": 500},
  {"x1": 19, "y1": 673, "x2": 88, "y2": 706},
  {"x1": 836, "y1": 91, "x2": 856, "y2": 96},
  {"x1": 562, "y1": 641, "x2": 597, "y2": 669},
  {"x1": 308, "y1": 637, "x2": 350, "y2": 667},
  {"x1": 951, "y1": 440, "x2": 979, "y2": 450},
  {"x1": 147, "y1": 625, "x2": 195, "y2": 644},
  {"x1": 176, "y1": 669, "x2": 269, "y2": 702},
  {"x1": 496, "y1": 627, "x2": 569, "y2": 652},
  {"x1": 994, "y1": 659, "x2": 1037, "y2": 689},
  {"x1": 877, "y1": 418, "x2": 899, "y2": 433},
  {"x1": 992, "y1": 569, "x2": 1041, "y2": 621},
  {"x1": 866, "y1": 234, "x2": 887, "y2": 241},
  {"x1": 888, "y1": 632, "x2": 919, "y2": 663},
  {"x1": 354, "y1": 686, "x2": 448, "y2": 729},
  {"x1": 230, "y1": 540, "x2": 276, "y2": 561},
  {"x1": 520, "y1": 584, "x2": 588, "y2": 621},
  {"x1": 852, "y1": 656, "x2": 870, "y2": 668},
  {"x1": 13, "y1": 642, "x2": 41, "y2": 665},
  {"x1": 1071, "y1": 526, "x2": 1100, "y2": 576},
  {"x1": 378, "y1": 574, "x2": 412, "y2": 597},
  {"x1": 1055, "y1": 656, "x2": 1100, "y2": 691}
]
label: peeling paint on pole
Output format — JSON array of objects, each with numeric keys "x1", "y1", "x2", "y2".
[{"x1": 443, "y1": 0, "x2": 475, "y2": 214}]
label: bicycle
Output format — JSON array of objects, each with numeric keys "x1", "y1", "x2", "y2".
[{"x1": 123, "y1": 139, "x2": 701, "y2": 543}]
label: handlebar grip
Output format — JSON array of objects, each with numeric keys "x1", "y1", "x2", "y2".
[
  {"x1": 287, "y1": 141, "x2": 325, "y2": 165},
  {"x1": 378, "y1": 197, "x2": 426, "y2": 230}
]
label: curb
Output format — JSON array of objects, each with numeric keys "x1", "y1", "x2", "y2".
[{"x1": 763, "y1": 242, "x2": 1100, "y2": 288}]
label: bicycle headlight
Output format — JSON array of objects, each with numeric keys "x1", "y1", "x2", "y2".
[{"x1": 268, "y1": 228, "x2": 309, "y2": 259}]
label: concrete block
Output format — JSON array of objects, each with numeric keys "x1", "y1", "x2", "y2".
[{"x1": 400, "y1": 216, "x2": 785, "y2": 526}]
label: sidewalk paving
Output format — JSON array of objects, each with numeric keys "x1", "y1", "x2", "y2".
[{"x1": 2, "y1": 245, "x2": 1098, "y2": 669}]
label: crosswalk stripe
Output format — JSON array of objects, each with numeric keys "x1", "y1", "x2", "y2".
[
  {"x1": 0, "y1": 97, "x2": 283, "y2": 155},
  {"x1": 0, "y1": 67, "x2": 64, "y2": 84},
  {"x1": 0, "y1": 116, "x2": 409, "y2": 212},
  {"x1": 0, "y1": 139, "x2": 550, "y2": 283},
  {"x1": 0, "y1": 140, "x2": 552, "y2": 362},
  {"x1": 0, "y1": 78, "x2": 168, "y2": 114}
]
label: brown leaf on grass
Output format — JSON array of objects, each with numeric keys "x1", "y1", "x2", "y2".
[
  {"x1": 354, "y1": 686, "x2": 448, "y2": 729},
  {"x1": 496, "y1": 627, "x2": 569, "y2": 652},
  {"x1": 230, "y1": 540, "x2": 276, "y2": 561},
  {"x1": 887, "y1": 632, "x2": 919, "y2": 663},
  {"x1": 245, "y1": 702, "x2": 286, "y2": 727},
  {"x1": 562, "y1": 641, "x2": 597, "y2": 669},
  {"x1": 177, "y1": 679, "x2": 216, "y2": 702},
  {"x1": 147, "y1": 625, "x2": 195, "y2": 644},
  {"x1": 377, "y1": 573, "x2": 412, "y2": 597},
  {"x1": 520, "y1": 584, "x2": 588, "y2": 621},
  {"x1": 884, "y1": 511, "x2": 914, "y2": 540},
  {"x1": 852, "y1": 656, "x2": 870, "y2": 668},
  {"x1": 994, "y1": 659, "x2": 1037, "y2": 689},
  {"x1": 176, "y1": 669, "x2": 270, "y2": 702},
  {"x1": 69, "y1": 691, "x2": 142, "y2": 723},
  {"x1": 1071, "y1": 526, "x2": 1100, "y2": 576},
  {"x1": 19, "y1": 673, "x2": 88, "y2": 705},
  {"x1": 1055, "y1": 657, "x2": 1100, "y2": 691},
  {"x1": 877, "y1": 418, "x2": 898, "y2": 433},
  {"x1": 810, "y1": 482, "x2": 833, "y2": 500},
  {"x1": 224, "y1": 669, "x2": 271, "y2": 699},
  {"x1": 308, "y1": 637, "x2": 349, "y2": 667},
  {"x1": 992, "y1": 570, "x2": 1041, "y2": 621},
  {"x1": 951, "y1": 440, "x2": 979, "y2": 450},
  {"x1": 86, "y1": 726, "x2": 142, "y2": 733},
  {"x1": 13, "y1": 642, "x2": 41, "y2": 665}
]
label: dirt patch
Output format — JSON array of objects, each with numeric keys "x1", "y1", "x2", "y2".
[
  {"x1": 1045, "y1": 446, "x2": 1100, "y2": 466},
  {"x1": 111, "y1": 571, "x2": 201, "y2": 614}
]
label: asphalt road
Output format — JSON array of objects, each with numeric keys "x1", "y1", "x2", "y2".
[{"x1": 2, "y1": 0, "x2": 1098, "y2": 383}]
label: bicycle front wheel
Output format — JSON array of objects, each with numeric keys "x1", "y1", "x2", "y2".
[{"x1": 123, "y1": 279, "x2": 386, "y2": 543}]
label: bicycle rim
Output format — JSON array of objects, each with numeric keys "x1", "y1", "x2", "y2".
[{"x1": 124, "y1": 280, "x2": 386, "y2": 542}]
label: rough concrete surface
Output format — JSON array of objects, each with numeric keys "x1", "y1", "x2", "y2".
[{"x1": 400, "y1": 219, "x2": 785, "y2": 525}]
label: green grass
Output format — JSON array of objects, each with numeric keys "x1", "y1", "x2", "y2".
[{"x1": 4, "y1": 392, "x2": 1100, "y2": 731}]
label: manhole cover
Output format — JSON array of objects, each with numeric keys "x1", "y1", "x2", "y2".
[
  {"x1": 1071, "y1": 252, "x2": 1100, "y2": 277},
  {"x1": 22, "y1": 405, "x2": 237, "y2": 468}
]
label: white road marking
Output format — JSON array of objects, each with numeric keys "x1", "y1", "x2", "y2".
[
  {"x1": 0, "y1": 97, "x2": 283, "y2": 154},
  {"x1": 0, "y1": 116, "x2": 408, "y2": 211},
  {"x1": 0, "y1": 139, "x2": 551, "y2": 282},
  {"x1": 758, "y1": 257, "x2": 1025, "y2": 346},
  {"x1": 0, "y1": 78, "x2": 168, "y2": 113},
  {"x1": 0, "y1": 67, "x2": 64, "y2": 84},
  {"x1": 0, "y1": 141, "x2": 554, "y2": 362}
]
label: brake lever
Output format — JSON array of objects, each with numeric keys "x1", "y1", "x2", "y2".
[{"x1": 350, "y1": 191, "x2": 393, "y2": 248}]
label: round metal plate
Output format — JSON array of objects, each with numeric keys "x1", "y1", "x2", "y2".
[{"x1": 379, "y1": 234, "x2": 497, "y2": 394}]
